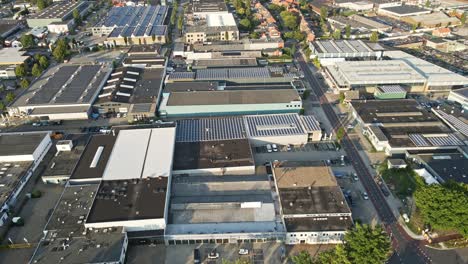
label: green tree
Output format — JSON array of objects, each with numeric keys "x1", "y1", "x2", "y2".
[
  {"x1": 291, "y1": 251, "x2": 313, "y2": 264},
  {"x1": 73, "y1": 9, "x2": 82, "y2": 25},
  {"x1": 170, "y1": 2, "x2": 178, "y2": 25},
  {"x1": 332, "y1": 29, "x2": 341, "y2": 39},
  {"x1": 0, "y1": 102, "x2": 5, "y2": 111},
  {"x1": 425, "y1": 0, "x2": 430, "y2": 7},
  {"x1": 320, "y1": 6, "x2": 328, "y2": 21},
  {"x1": 249, "y1": 31, "x2": 260, "y2": 39},
  {"x1": 412, "y1": 23, "x2": 417, "y2": 32},
  {"x1": 414, "y1": 182, "x2": 468, "y2": 237},
  {"x1": 369, "y1": 31, "x2": 379, "y2": 42},
  {"x1": 37, "y1": 0, "x2": 48, "y2": 10},
  {"x1": 177, "y1": 16, "x2": 183, "y2": 31},
  {"x1": 20, "y1": 34, "x2": 34, "y2": 48},
  {"x1": 15, "y1": 64, "x2": 27, "y2": 77},
  {"x1": 52, "y1": 38, "x2": 69, "y2": 62},
  {"x1": 123, "y1": 36, "x2": 128, "y2": 45},
  {"x1": 38, "y1": 56, "x2": 49, "y2": 69},
  {"x1": 339, "y1": 92, "x2": 345, "y2": 104},
  {"x1": 31, "y1": 63, "x2": 43, "y2": 77},
  {"x1": 345, "y1": 24, "x2": 351, "y2": 38},
  {"x1": 280, "y1": 11, "x2": 299, "y2": 30},
  {"x1": 312, "y1": 56, "x2": 321, "y2": 68},
  {"x1": 344, "y1": 224, "x2": 391, "y2": 264},
  {"x1": 239, "y1": 18, "x2": 252, "y2": 30},
  {"x1": 336, "y1": 127, "x2": 345, "y2": 142},
  {"x1": 5, "y1": 92, "x2": 15, "y2": 103},
  {"x1": 151, "y1": 34, "x2": 156, "y2": 42},
  {"x1": 461, "y1": 12, "x2": 466, "y2": 25},
  {"x1": 20, "y1": 78, "x2": 30, "y2": 89}
]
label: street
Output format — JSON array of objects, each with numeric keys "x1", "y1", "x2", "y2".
[{"x1": 295, "y1": 51, "x2": 431, "y2": 264}]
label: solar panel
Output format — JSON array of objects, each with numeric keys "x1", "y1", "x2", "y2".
[
  {"x1": 176, "y1": 117, "x2": 247, "y2": 142},
  {"x1": 28, "y1": 66, "x2": 80, "y2": 104},
  {"x1": 300, "y1": 115, "x2": 321, "y2": 132},
  {"x1": 244, "y1": 114, "x2": 306, "y2": 137},
  {"x1": 409, "y1": 134, "x2": 430, "y2": 147},
  {"x1": 435, "y1": 110, "x2": 468, "y2": 137}
]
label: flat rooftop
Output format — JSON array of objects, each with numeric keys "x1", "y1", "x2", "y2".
[
  {"x1": 12, "y1": 64, "x2": 110, "y2": 107},
  {"x1": 0, "y1": 48, "x2": 29, "y2": 65},
  {"x1": 86, "y1": 177, "x2": 168, "y2": 224},
  {"x1": 0, "y1": 161, "x2": 33, "y2": 207},
  {"x1": 102, "y1": 127, "x2": 176, "y2": 181},
  {"x1": 379, "y1": 126, "x2": 462, "y2": 148},
  {"x1": 327, "y1": 60, "x2": 426, "y2": 86},
  {"x1": 122, "y1": 55, "x2": 166, "y2": 68},
  {"x1": 96, "y1": 67, "x2": 163, "y2": 105},
  {"x1": 44, "y1": 184, "x2": 99, "y2": 237},
  {"x1": 351, "y1": 99, "x2": 440, "y2": 124},
  {"x1": 42, "y1": 134, "x2": 89, "y2": 178},
  {"x1": 166, "y1": 89, "x2": 301, "y2": 106},
  {"x1": 285, "y1": 216, "x2": 353, "y2": 232},
  {"x1": 412, "y1": 151, "x2": 468, "y2": 184},
  {"x1": 175, "y1": 117, "x2": 247, "y2": 142},
  {"x1": 31, "y1": 227, "x2": 125, "y2": 264},
  {"x1": 69, "y1": 135, "x2": 116, "y2": 182},
  {"x1": 168, "y1": 67, "x2": 299, "y2": 81},
  {"x1": 380, "y1": 5, "x2": 430, "y2": 16},
  {"x1": 313, "y1": 40, "x2": 376, "y2": 54},
  {"x1": 173, "y1": 139, "x2": 254, "y2": 171},
  {"x1": 0, "y1": 132, "x2": 48, "y2": 157},
  {"x1": 274, "y1": 165, "x2": 337, "y2": 188},
  {"x1": 165, "y1": 81, "x2": 219, "y2": 92},
  {"x1": 244, "y1": 114, "x2": 307, "y2": 138},
  {"x1": 191, "y1": 0, "x2": 228, "y2": 13},
  {"x1": 29, "y1": 1, "x2": 87, "y2": 19}
]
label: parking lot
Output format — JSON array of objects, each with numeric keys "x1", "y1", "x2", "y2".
[{"x1": 253, "y1": 142, "x2": 340, "y2": 154}]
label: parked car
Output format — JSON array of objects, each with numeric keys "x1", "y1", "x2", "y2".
[
  {"x1": 353, "y1": 173, "x2": 359, "y2": 181},
  {"x1": 272, "y1": 144, "x2": 278, "y2": 152},
  {"x1": 361, "y1": 192, "x2": 369, "y2": 200},
  {"x1": 287, "y1": 145, "x2": 292, "y2": 152},
  {"x1": 193, "y1": 249, "x2": 201, "y2": 263},
  {"x1": 208, "y1": 251, "x2": 219, "y2": 259},
  {"x1": 238, "y1": 248, "x2": 249, "y2": 255},
  {"x1": 266, "y1": 144, "x2": 272, "y2": 153}
]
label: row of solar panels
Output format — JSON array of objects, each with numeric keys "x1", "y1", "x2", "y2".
[
  {"x1": 101, "y1": 6, "x2": 167, "y2": 28},
  {"x1": 175, "y1": 114, "x2": 321, "y2": 142},
  {"x1": 409, "y1": 133, "x2": 463, "y2": 147},
  {"x1": 168, "y1": 67, "x2": 298, "y2": 81},
  {"x1": 109, "y1": 25, "x2": 167, "y2": 38}
]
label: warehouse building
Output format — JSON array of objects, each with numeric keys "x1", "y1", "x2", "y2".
[
  {"x1": 431, "y1": 103, "x2": 468, "y2": 139},
  {"x1": 94, "y1": 67, "x2": 165, "y2": 122},
  {"x1": 0, "y1": 132, "x2": 52, "y2": 226},
  {"x1": 403, "y1": 12, "x2": 461, "y2": 28},
  {"x1": 166, "y1": 170, "x2": 283, "y2": 244},
  {"x1": 350, "y1": 99, "x2": 464, "y2": 155},
  {"x1": 184, "y1": 13, "x2": 239, "y2": 44},
  {"x1": 374, "y1": 85, "x2": 407, "y2": 100},
  {"x1": 406, "y1": 149, "x2": 468, "y2": 184},
  {"x1": 31, "y1": 184, "x2": 128, "y2": 264},
  {"x1": 447, "y1": 88, "x2": 468, "y2": 110},
  {"x1": 309, "y1": 40, "x2": 385, "y2": 65},
  {"x1": 26, "y1": 1, "x2": 91, "y2": 33},
  {"x1": 378, "y1": 4, "x2": 431, "y2": 18},
  {"x1": 0, "y1": 48, "x2": 30, "y2": 79},
  {"x1": 92, "y1": 6, "x2": 168, "y2": 46},
  {"x1": 188, "y1": 0, "x2": 228, "y2": 18},
  {"x1": 272, "y1": 163, "x2": 353, "y2": 244},
  {"x1": 158, "y1": 89, "x2": 302, "y2": 118},
  {"x1": 8, "y1": 64, "x2": 111, "y2": 120}
]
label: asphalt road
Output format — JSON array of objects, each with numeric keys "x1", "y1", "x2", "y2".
[{"x1": 295, "y1": 51, "x2": 431, "y2": 264}]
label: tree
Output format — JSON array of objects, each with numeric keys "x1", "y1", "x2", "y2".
[
  {"x1": 320, "y1": 6, "x2": 328, "y2": 21},
  {"x1": 291, "y1": 251, "x2": 313, "y2": 264},
  {"x1": 73, "y1": 9, "x2": 82, "y2": 25},
  {"x1": 249, "y1": 31, "x2": 260, "y2": 39},
  {"x1": 345, "y1": 24, "x2": 351, "y2": 38},
  {"x1": 339, "y1": 92, "x2": 345, "y2": 104},
  {"x1": 412, "y1": 23, "x2": 417, "y2": 32},
  {"x1": 369, "y1": 31, "x2": 379, "y2": 42},
  {"x1": 15, "y1": 64, "x2": 26, "y2": 77},
  {"x1": 177, "y1": 16, "x2": 183, "y2": 31},
  {"x1": 332, "y1": 29, "x2": 341, "y2": 39},
  {"x1": 37, "y1": 0, "x2": 48, "y2": 10},
  {"x1": 52, "y1": 38, "x2": 69, "y2": 62},
  {"x1": 414, "y1": 182, "x2": 468, "y2": 237},
  {"x1": 151, "y1": 34, "x2": 156, "y2": 42},
  {"x1": 20, "y1": 78, "x2": 30, "y2": 89},
  {"x1": 425, "y1": 0, "x2": 431, "y2": 8},
  {"x1": 20, "y1": 34, "x2": 34, "y2": 48},
  {"x1": 170, "y1": 2, "x2": 178, "y2": 25},
  {"x1": 123, "y1": 36, "x2": 128, "y2": 45},
  {"x1": 5, "y1": 92, "x2": 15, "y2": 103},
  {"x1": 0, "y1": 102, "x2": 5, "y2": 111},
  {"x1": 336, "y1": 127, "x2": 345, "y2": 142},
  {"x1": 239, "y1": 18, "x2": 252, "y2": 30},
  {"x1": 38, "y1": 56, "x2": 49, "y2": 69},
  {"x1": 32, "y1": 63, "x2": 43, "y2": 77},
  {"x1": 461, "y1": 12, "x2": 466, "y2": 25},
  {"x1": 312, "y1": 56, "x2": 321, "y2": 69}
]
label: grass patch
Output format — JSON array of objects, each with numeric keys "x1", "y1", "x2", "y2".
[
  {"x1": 381, "y1": 167, "x2": 417, "y2": 198},
  {"x1": 406, "y1": 207, "x2": 424, "y2": 235}
]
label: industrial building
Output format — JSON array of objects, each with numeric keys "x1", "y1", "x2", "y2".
[
  {"x1": 378, "y1": 4, "x2": 430, "y2": 18},
  {"x1": 374, "y1": 85, "x2": 407, "y2": 100},
  {"x1": 92, "y1": 6, "x2": 168, "y2": 46},
  {"x1": 309, "y1": 40, "x2": 385, "y2": 65},
  {"x1": 31, "y1": 184, "x2": 128, "y2": 264},
  {"x1": 188, "y1": 0, "x2": 228, "y2": 18},
  {"x1": 158, "y1": 89, "x2": 302, "y2": 118},
  {"x1": 272, "y1": 163, "x2": 353, "y2": 244},
  {"x1": 447, "y1": 88, "x2": 468, "y2": 110},
  {"x1": 0, "y1": 48, "x2": 30, "y2": 79},
  {"x1": 184, "y1": 13, "x2": 239, "y2": 44},
  {"x1": 0, "y1": 132, "x2": 52, "y2": 226},
  {"x1": 41, "y1": 135, "x2": 89, "y2": 184},
  {"x1": 431, "y1": 103, "x2": 468, "y2": 139},
  {"x1": 94, "y1": 67, "x2": 165, "y2": 122},
  {"x1": 8, "y1": 64, "x2": 111, "y2": 120},
  {"x1": 174, "y1": 114, "x2": 322, "y2": 146},
  {"x1": 26, "y1": 1, "x2": 91, "y2": 33},
  {"x1": 403, "y1": 12, "x2": 461, "y2": 28},
  {"x1": 406, "y1": 149, "x2": 468, "y2": 184},
  {"x1": 166, "y1": 170, "x2": 283, "y2": 244},
  {"x1": 350, "y1": 99, "x2": 464, "y2": 155}
]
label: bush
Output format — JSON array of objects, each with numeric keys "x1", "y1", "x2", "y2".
[{"x1": 31, "y1": 190, "x2": 42, "y2": 198}]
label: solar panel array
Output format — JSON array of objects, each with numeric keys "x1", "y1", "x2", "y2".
[
  {"x1": 244, "y1": 114, "x2": 306, "y2": 137},
  {"x1": 300, "y1": 115, "x2": 321, "y2": 132},
  {"x1": 425, "y1": 134, "x2": 463, "y2": 146},
  {"x1": 176, "y1": 117, "x2": 247, "y2": 142},
  {"x1": 378, "y1": 85, "x2": 405, "y2": 94},
  {"x1": 168, "y1": 72, "x2": 196, "y2": 80},
  {"x1": 408, "y1": 134, "x2": 431, "y2": 147},
  {"x1": 435, "y1": 110, "x2": 468, "y2": 137},
  {"x1": 54, "y1": 65, "x2": 103, "y2": 104},
  {"x1": 195, "y1": 67, "x2": 270, "y2": 80},
  {"x1": 28, "y1": 66, "x2": 80, "y2": 104}
]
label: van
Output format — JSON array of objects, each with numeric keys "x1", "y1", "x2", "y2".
[
  {"x1": 193, "y1": 249, "x2": 200, "y2": 263},
  {"x1": 266, "y1": 144, "x2": 272, "y2": 153}
]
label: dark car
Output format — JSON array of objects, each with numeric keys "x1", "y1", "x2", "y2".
[{"x1": 193, "y1": 249, "x2": 200, "y2": 264}]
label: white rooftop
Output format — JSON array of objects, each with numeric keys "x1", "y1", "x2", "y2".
[
  {"x1": 385, "y1": 50, "x2": 468, "y2": 86},
  {"x1": 0, "y1": 48, "x2": 29, "y2": 65},
  {"x1": 206, "y1": 13, "x2": 236, "y2": 27},
  {"x1": 102, "y1": 127, "x2": 176, "y2": 180}
]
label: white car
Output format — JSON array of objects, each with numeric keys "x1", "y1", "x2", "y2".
[
  {"x1": 266, "y1": 144, "x2": 272, "y2": 153},
  {"x1": 353, "y1": 173, "x2": 359, "y2": 181},
  {"x1": 362, "y1": 192, "x2": 369, "y2": 200},
  {"x1": 287, "y1": 145, "x2": 292, "y2": 151},
  {"x1": 272, "y1": 144, "x2": 278, "y2": 152},
  {"x1": 238, "y1": 249, "x2": 249, "y2": 255},
  {"x1": 208, "y1": 252, "x2": 219, "y2": 259}
]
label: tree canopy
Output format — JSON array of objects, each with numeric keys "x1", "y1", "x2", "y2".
[
  {"x1": 52, "y1": 38, "x2": 69, "y2": 62},
  {"x1": 239, "y1": 18, "x2": 252, "y2": 30},
  {"x1": 15, "y1": 64, "x2": 27, "y2": 77},
  {"x1": 280, "y1": 11, "x2": 299, "y2": 30},
  {"x1": 32, "y1": 63, "x2": 43, "y2": 77},
  {"x1": 73, "y1": 9, "x2": 82, "y2": 25},
  {"x1": 5, "y1": 92, "x2": 15, "y2": 103},
  {"x1": 369, "y1": 31, "x2": 379, "y2": 42},
  {"x1": 20, "y1": 34, "x2": 34, "y2": 48},
  {"x1": 414, "y1": 182, "x2": 468, "y2": 237},
  {"x1": 20, "y1": 78, "x2": 30, "y2": 89}
]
